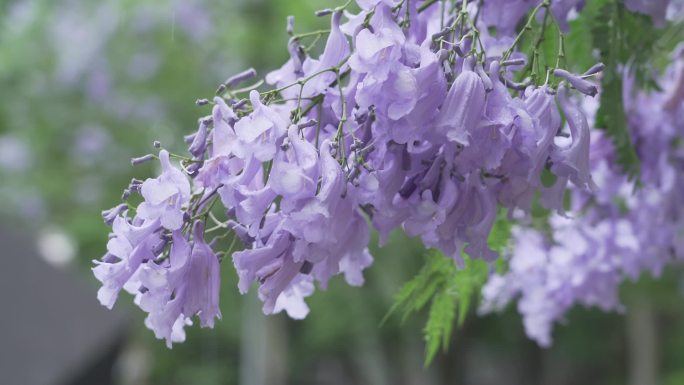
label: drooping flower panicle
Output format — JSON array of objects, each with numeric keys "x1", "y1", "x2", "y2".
[{"x1": 93, "y1": 0, "x2": 683, "y2": 348}]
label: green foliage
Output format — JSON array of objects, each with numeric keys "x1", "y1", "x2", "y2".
[
  {"x1": 385, "y1": 250, "x2": 488, "y2": 365},
  {"x1": 423, "y1": 285, "x2": 457, "y2": 365},
  {"x1": 597, "y1": 65, "x2": 639, "y2": 178},
  {"x1": 385, "y1": 211, "x2": 511, "y2": 365},
  {"x1": 588, "y1": 0, "x2": 680, "y2": 180},
  {"x1": 488, "y1": 210, "x2": 512, "y2": 257},
  {"x1": 591, "y1": 1, "x2": 640, "y2": 179}
]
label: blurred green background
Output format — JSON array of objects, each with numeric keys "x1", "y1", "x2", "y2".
[{"x1": 1, "y1": 1, "x2": 684, "y2": 384}]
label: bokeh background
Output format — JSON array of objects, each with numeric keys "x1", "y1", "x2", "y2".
[{"x1": 1, "y1": 1, "x2": 684, "y2": 384}]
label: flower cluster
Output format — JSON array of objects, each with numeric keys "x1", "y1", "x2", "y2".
[
  {"x1": 481, "y1": 46, "x2": 684, "y2": 347},
  {"x1": 94, "y1": 0, "x2": 611, "y2": 346}
]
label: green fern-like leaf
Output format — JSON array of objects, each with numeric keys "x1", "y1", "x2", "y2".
[
  {"x1": 385, "y1": 208, "x2": 512, "y2": 366},
  {"x1": 385, "y1": 249, "x2": 498, "y2": 365},
  {"x1": 488, "y1": 209, "x2": 512, "y2": 255},
  {"x1": 383, "y1": 250, "x2": 454, "y2": 324},
  {"x1": 423, "y1": 288, "x2": 456, "y2": 366},
  {"x1": 591, "y1": 1, "x2": 640, "y2": 179},
  {"x1": 453, "y1": 257, "x2": 489, "y2": 326}
]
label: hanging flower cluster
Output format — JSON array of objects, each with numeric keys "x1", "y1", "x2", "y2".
[
  {"x1": 481, "y1": 48, "x2": 684, "y2": 346},
  {"x1": 93, "y1": 0, "x2": 653, "y2": 347}
]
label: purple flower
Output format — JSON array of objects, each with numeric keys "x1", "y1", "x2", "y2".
[
  {"x1": 137, "y1": 150, "x2": 191, "y2": 230},
  {"x1": 525, "y1": 86, "x2": 562, "y2": 181},
  {"x1": 272, "y1": 275, "x2": 315, "y2": 319},
  {"x1": 434, "y1": 67, "x2": 486, "y2": 145},
  {"x1": 269, "y1": 126, "x2": 319, "y2": 203},
  {"x1": 232, "y1": 91, "x2": 289, "y2": 162},
  {"x1": 549, "y1": 84, "x2": 596, "y2": 191},
  {"x1": 195, "y1": 99, "x2": 241, "y2": 189},
  {"x1": 137, "y1": 222, "x2": 221, "y2": 347},
  {"x1": 348, "y1": 5, "x2": 405, "y2": 81},
  {"x1": 92, "y1": 215, "x2": 161, "y2": 309},
  {"x1": 268, "y1": 11, "x2": 349, "y2": 101},
  {"x1": 137, "y1": 230, "x2": 192, "y2": 346},
  {"x1": 184, "y1": 222, "x2": 222, "y2": 327}
]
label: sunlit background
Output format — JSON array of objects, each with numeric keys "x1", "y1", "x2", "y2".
[{"x1": 2, "y1": 1, "x2": 684, "y2": 384}]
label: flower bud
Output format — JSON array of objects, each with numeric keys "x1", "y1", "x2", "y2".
[
  {"x1": 188, "y1": 120, "x2": 209, "y2": 158},
  {"x1": 286, "y1": 15, "x2": 295, "y2": 35},
  {"x1": 315, "y1": 8, "x2": 333, "y2": 17},
  {"x1": 131, "y1": 154, "x2": 155, "y2": 166},
  {"x1": 288, "y1": 37, "x2": 305, "y2": 75},
  {"x1": 224, "y1": 68, "x2": 257, "y2": 88},
  {"x1": 232, "y1": 99, "x2": 248, "y2": 110},
  {"x1": 582, "y1": 62, "x2": 605, "y2": 77},
  {"x1": 553, "y1": 69, "x2": 598, "y2": 97},
  {"x1": 101, "y1": 203, "x2": 128, "y2": 225},
  {"x1": 501, "y1": 58, "x2": 526, "y2": 67}
]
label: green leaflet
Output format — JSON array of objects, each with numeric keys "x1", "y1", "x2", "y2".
[
  {"x1": 596, "y1": 65, "x2": 641, "y2": 179},
  {"x1": 423, "y1": 286, "x2": 456, "y2": 365},
  {"x1": 591, "y1": 1, "x2": 641, "y2": 179},
  {"x1": 384, "y1": 211, "x2": 511, "y2": 366}
]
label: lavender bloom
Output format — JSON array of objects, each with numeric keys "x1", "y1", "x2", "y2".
[
  {"x1": 92, "y1": 216, "x2": 161, "y2": 309},
  {"x1": 136, "y1": 230, "x2": 192, "y2": 346},
  {"x1": 270, "y1": 126, "x2": 319, "y2": 203},
  {"x1": 549, "y1": 84, "x2": 596, "y2": 191},
  {"x1": 348, "y1": 5, "x2": 405, "y2": 81},
  {"x1": 188, "y1": 119, "x2": 209, "y2": 158},
  {"x1": 538, "y1": 83, "x2": 595, "y2": 212},
  {"x1": 232, "y1": 91, "x2": 289, "y2": 162},
  {"x1": 386, "y1": 43, "x2": 447, "y2": 144},
  {"x1": 137, "y1": 150, "x2": 191, "y2": 230},
  {"x1": 434, "y1": 67, "x2": 486, "y2": 145},
  {"x1": 526, "y1": 86, "x2": 562, "y2": 181},
  {"x1": 136, "y1": 222, "x2": 221, "y2": 347},
  {"x1": 182, "y1": 222, "x2": 222, "y2": 328},
  {"x1": 195, "y1": 98, "x2": 240, "y2": 189},
  {"x1": 308, "y1": 11, "x2": 350, "y2": 91},
  {"x1": 272, "y1": 276, "x2": 315, "y2": 319}
]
